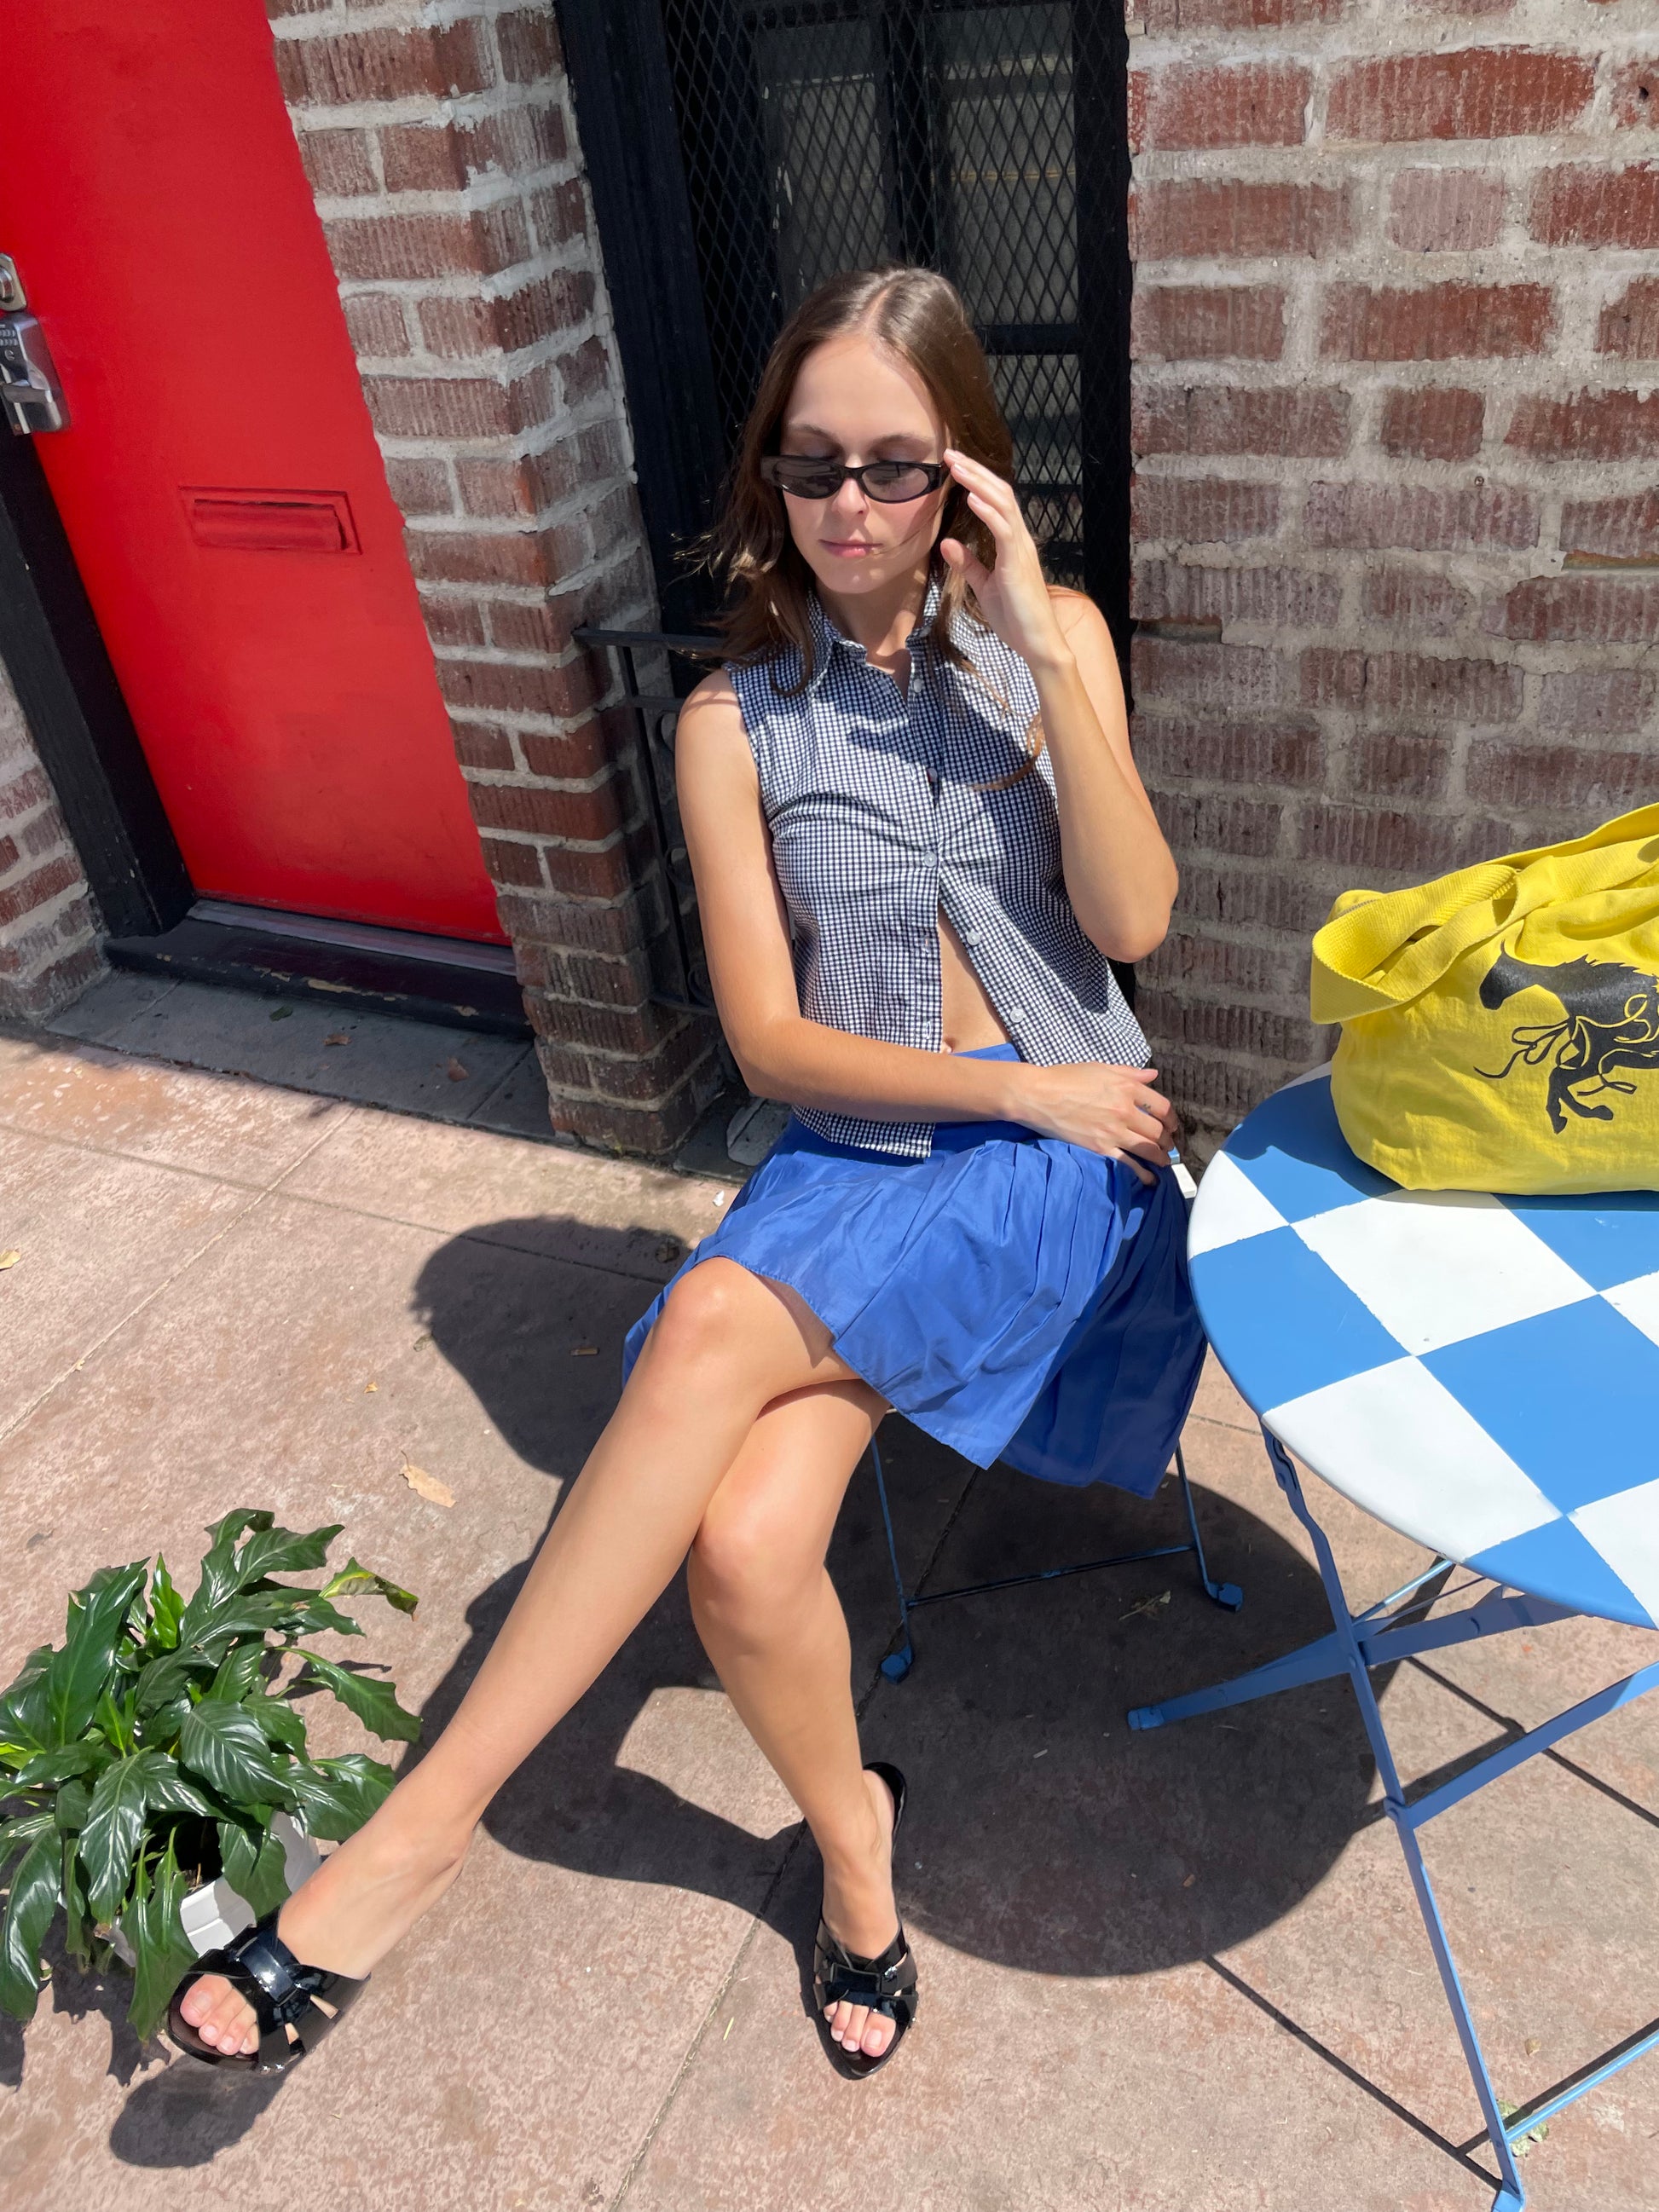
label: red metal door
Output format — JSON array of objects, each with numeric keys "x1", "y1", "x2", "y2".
[{"x1": 0, "y1": 0, "x2": 504, "y2": 942}]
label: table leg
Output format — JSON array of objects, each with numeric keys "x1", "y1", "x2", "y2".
[{"x1": 1127, "y1": 1420, "x2": 1659, "y2": 2212}]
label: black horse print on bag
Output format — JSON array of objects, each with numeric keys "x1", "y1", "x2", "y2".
[{"x1": 1477, "y1": 950, "x2": 1659, "y2": 1134}]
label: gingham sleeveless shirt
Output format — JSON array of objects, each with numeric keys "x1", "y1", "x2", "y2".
[{"x1": 726, "y1": 571, "x2": 1151, "y2": 1159}]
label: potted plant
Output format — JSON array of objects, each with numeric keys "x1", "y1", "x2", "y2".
[{"x1": 0, "y1": 1507, "x2": 419, "y2": 2040}]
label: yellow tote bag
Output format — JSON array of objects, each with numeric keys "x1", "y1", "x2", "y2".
[{"x1": 1309, "y1": 803, "x2": 1659, "y2": 1194}]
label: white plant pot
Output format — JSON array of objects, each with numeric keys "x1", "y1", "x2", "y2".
[{"x1": 176, "y1": 1812, "x2": 322, "y2": 1959}]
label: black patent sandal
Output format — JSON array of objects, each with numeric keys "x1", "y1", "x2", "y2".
[
  {"x1": 166, "y1": 1909, "x2": 367, "y2": 2074},
  {"x1": 813, "y1": 1760, "x2": 918, "y2": 2082}
]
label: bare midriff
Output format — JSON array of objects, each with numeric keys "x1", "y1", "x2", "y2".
[{"x1": 939, "y1": 910, "x2": 1012, "y2": 1053}]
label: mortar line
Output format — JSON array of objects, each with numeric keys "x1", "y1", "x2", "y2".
[{"x1": 0, "y1": 1112, "x2": 350, "y2": 1454}]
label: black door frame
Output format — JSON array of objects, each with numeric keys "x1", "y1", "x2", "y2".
[
  {"x1": 558, "y1": 0, "x2": 1135, "y2": 667},
  {"x1": 0, "y1": 433, "x2": 191, "y2": 939}
]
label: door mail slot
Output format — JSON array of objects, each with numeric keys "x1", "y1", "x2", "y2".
[{"x1": 182, "y1": 488, "x2": 359, "y2": 553}]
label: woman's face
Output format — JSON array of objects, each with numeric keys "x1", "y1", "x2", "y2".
[{"x1": 773, "y1": 332, "x2": 951, "y2": 601}]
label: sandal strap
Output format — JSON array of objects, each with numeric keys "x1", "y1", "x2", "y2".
[
  {"x1": 226, "y1": 1918, "x2": 335, "y2": 2030},
  {"x1": 194, "y1": 1911, "x2": 367, "y2": 2069},
  {"x1": 815, "y1": 1923, "x2": 916, "y2": 2013}
]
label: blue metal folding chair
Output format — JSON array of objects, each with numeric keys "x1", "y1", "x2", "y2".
[{"x1": 868, "y1": 1436, "x2": 1242, "y2": 1681}]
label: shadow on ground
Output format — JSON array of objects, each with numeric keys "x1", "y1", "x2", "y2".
[
  {"x1": 401, "y1": 1219, "x2": 1377, "y2": 1979},
  {"x1": 75, "y1": 1214, "x2": 1382, "y2": 2170}
]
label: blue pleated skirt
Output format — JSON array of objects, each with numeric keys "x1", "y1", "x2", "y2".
[{"x1": 621, "y1": 1045, "x2": 1205, "y2": 1495}]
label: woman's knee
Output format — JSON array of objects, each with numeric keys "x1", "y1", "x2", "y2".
[
  {"x1": 646, "y1": 1261, "x2": 763, "y2": 1378},
  {"x1": 689, "y1": 1485, "x2": 806, "y2": 1622}
]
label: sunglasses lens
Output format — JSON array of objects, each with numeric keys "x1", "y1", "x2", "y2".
[
  {"x1": 863, "y1": 463, "x2": 936, "y2": 503},
  {"x1": 768, "y1": 459, "x2": 842, "y2": 498}
]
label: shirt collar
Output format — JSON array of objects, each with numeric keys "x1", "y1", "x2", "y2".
[{"x1": 805, "y1": 569, "x2": 945, "y2": 692}]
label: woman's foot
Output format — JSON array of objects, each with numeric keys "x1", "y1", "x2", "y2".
[
  {"x1": 174, "y1": 1821, "x2": 468, "y2": 2059},
  {"x1": 818, "y1": 1764, "x2": 901, "y2": 2062}
]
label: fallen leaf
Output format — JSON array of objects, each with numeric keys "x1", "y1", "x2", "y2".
[
  {"x1": 1525, "y1": 2037, "x2": 1540, "y2": 2056},
  {"x1": 446, "y1": 1058, "x2": 469, "y2": 1081},
  {"x1": 0, "y1": 1250, "x2": 20, "y2": 1269},
  {"x1": 1182, "y1": 1873, "x2": 1197, "y2": 1888},
  {"x1": 1119, "y1": 1589, "x2": 1172, "y2": 1625},
  {"x1": 401, "y1": 1459, "x2": 454, "y2": 1508},
  {"x1": 365, "y1": 1382, "x2": 379, "y2": 1394},
  {"x1": 324, "y1": 1031, "x2": 351, "y2": 1047},
  {"x1": 570, "y1": 1343, "x2": 599, "y2": 1357},
  {"x1": 269, "y1": 1006, "x2": 293, "y2": 1022}
]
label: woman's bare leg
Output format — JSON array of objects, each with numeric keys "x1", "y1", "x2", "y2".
[
  {"x1": 179, "y1": 1261, "x2": 864, "y2": 2057},
  {"x1": 686, "y1": 1380, "x2": 903, "y2": 2059}
]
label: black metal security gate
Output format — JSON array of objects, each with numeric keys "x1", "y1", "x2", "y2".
[{"x1": 560, "y1": 0, "x2": 1132, "y2": 655}]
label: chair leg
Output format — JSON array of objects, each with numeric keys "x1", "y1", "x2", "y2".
[
  {"x1": 869, "y1": 1438, "x2": 916, "y2": 1681},
  {"x1": 1176, "y1": 1442, "x2": 1244, "y2": 1612}
]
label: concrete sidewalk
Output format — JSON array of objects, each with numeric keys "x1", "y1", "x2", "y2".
[{"x1": 2, "y1": 1008, "x2": 1656, "y2": 2212}]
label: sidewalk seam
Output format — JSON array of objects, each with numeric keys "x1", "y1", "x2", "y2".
[
  {"x1": 0, "y1": 1112, "x2": 350, "y2": 1453},
  {"x1": 606, "y1": 1826, "x2": 810, "y2": 2211}
]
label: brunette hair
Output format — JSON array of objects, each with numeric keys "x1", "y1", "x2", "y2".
[{"x1": 693, "y1": 266, "x2": 1021, "y2": 701}]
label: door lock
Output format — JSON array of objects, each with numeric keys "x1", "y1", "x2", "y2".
[{"x1": 0, "y1": 312, "x2": 67, "y2": 434}]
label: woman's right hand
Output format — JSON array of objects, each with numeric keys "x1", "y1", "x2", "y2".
[{"x1": 1011, "y1": 1062, "x2": 1173, "y2": 1184}]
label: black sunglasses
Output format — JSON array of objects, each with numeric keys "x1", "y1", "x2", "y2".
[{"x1": 760, "y1": 454, "x2": 949, "y2": 504}]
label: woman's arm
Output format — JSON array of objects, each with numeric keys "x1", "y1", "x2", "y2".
[
  {"x1": 673, "y1": 673, "x2": 1174, "y2": 1177},
  {"x1": 939, "y1": 450, "x2": 1177, "y2": 963}
]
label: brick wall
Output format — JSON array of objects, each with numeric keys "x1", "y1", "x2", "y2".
[
  {"x1": 269, "y1": 0, "x2": 722, "y2": 1154},
  {"x1": 0, "y1": 662, "x2": 103, "y2": 1023},
  {"x1": 1127, "y1": 4, "x2": 1659, "y2": 1151}
]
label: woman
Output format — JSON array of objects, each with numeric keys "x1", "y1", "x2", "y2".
[{"x1": 168, "y1": 266, "x2": 1203, "y2": 2082}]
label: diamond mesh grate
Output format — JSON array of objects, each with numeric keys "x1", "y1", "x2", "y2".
[{"x1": 659, "y1": 1, "x2": 1100, "y2": 587}]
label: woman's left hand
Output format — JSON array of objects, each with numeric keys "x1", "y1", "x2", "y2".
[{"x1": 938, "y1": 448, "x2": 1069, "y2": 673}]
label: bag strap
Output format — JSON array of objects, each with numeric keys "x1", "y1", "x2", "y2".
[{"x1": 1310, "y1": 804, "x2": 1659, "y2": 1022}]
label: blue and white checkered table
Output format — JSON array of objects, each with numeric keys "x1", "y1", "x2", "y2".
[
  {"x1": 1188, "y1": 1065, "x2": 1659, "y2": 1630},
  {"x1": 1130, "y1": 1066, "x2": 1659, "y2": 2212}
]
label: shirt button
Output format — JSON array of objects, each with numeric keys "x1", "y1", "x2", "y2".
[
  {"x1": 962, "y1": 929, "x2": 981, "y2": 945},
  {"x1": 1008, "y1": 1008, "x2": 1026, "y2": 1024}
]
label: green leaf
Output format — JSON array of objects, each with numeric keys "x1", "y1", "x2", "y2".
[
  {"x1": 282, "y1": 1753, "x2": 394, "y2": 1843},
  {"x1": 10, "y1": 1741, "x2": 105, "y2": 1790},
  {"x1": 133, "y1": 1646, "x2": 216, "y2": 1721},
  {"x1": 123, "y1": 1838, "x2": 198, "y2": 2043},
  {"x1": 246, "y1": 1695, "x2": 307, "y2": 1755},
  {"x1": 95, "y1": 1686, "x2": 136, "y2": 1757},
  {"x1": 82, "y1": 1750, "x2": 171, "y2": 1922},
  {"x1": 233, "y1": 1522, "x2": 342, "y2": 1587},
  {"x1": 53, "y1": 1780, "x2": 92, "y2": 1836},
  {"x1": 177, "y1": 1699, "x2": 296, "y2": 1806},
  {"x1": 61, "y1": 1835, "x2": 91, "y2": 1970},
  {"x1": 0, "y1": 1647, "x2": 53, "y2": 1755},
  {"x1": 0, "y1": 1809, "x2": 54, "y2": 1874},
  {"x1": 321, "y1": 1557, "x2": 419, "y2": 1618},
  {"x1": 192, "y1": 1590, "x2": 326, "y2": 1649},
  {"x1": 176, "y1": 1510, "x2": 274, "y2": 1643},
  {"x1": 296, "y1": 1655, "x2": 420, "y2": 1744},
  {"x1": 147, "y1": 1557, "x2": 183, "y2": 1653},
  {"x1": 217, "y1": 1816, "x2": 290, "y2": 1920},
  {"x1": 0, "y1": 1832, "x2": 62, "y2": 2021},
  {"x1": 45, "y1": 1562, "x2": 148, "y2": 1748},
  {"x1": 136, "y1": 1692, "x2": 193, "y2": 1751},
  {"x1": 278, "y1": 1591, "x2": 363, "y2": 1640},
  {"x1": 210, "y1": 1642, "x2": 268, "y2": 1705}
]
